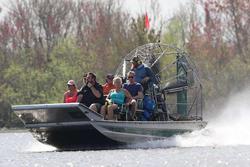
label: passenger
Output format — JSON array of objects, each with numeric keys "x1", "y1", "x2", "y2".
[
  {"x1": 124, "y1": 71, "x2": 144, "y2": 99},
  {"x1": 100, "y1": 77, "x2": 132, "y2": 120},
  {"x1": 77, "y1": 72, "x2": 105, "y2": 112},
  {"x1": 102, "y1": 74, "x2": 115, "y2": 97},
  {"x1": 123, "y1": 71, "x2": 144, "y2": 118},
  {"x1": 131, "y1": 56, "x2": 156, "y2": 93},
  {"x1": 64, "y1": 80, "x2": 78, "y2": 103}
]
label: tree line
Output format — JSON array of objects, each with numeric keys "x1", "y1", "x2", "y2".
[
  {"x1": 163, "y1": 0, "x2": 250, "y2": 109},
  {"x1": 0, "y1": 0, "x2": 249, "y2": 127},
  {"x1": 0, "y1": 0, "x2": 160, "y2": 127}
]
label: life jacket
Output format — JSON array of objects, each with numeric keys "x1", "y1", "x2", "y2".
[
  {"x1": 65, "y1": 91, "x2": 78, "y2": 103},
  {"x1": 109, "y1": 89, "x2": 125, "y2": 105},
  {"x1": 102, "y1": 83, "x2": 116, "y2": 96},
  {"x1": 143, "y1": 95, "x2": 155, "y2": 111}
]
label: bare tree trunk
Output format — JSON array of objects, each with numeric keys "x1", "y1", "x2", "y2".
[{"x1": 229, "y1": 0, "x2": 247, "y2": 63}]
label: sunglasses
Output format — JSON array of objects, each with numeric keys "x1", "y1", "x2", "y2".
[{"x1": 128, "y1": 76, "x2": 134, "y2": 79}]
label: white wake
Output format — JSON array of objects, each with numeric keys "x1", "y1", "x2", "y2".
[{"x1": 131, "y1": 88, "x2": 250, "y2": 148}]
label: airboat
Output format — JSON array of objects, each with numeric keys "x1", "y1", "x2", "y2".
[{"x1": 12, "y1": 43, "x2": 207, "y2": 150}]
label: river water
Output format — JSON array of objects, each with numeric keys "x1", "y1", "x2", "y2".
[{"x1": 1, "y1": 90, "x2": 250, "y2": 167}]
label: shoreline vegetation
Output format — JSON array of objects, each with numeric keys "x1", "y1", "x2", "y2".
[
  {"x1": 1, "y1": 0, "x2": 250, "y2": 127},
  {"x1": 0, "y1": 127, "x2": 27, "y2": 133}
]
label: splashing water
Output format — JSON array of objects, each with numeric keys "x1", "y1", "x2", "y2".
[
  {"x1": 131, "y1": 88, "x2": 250, "y2": 149},
  {"x1": 25, "y1": 141, "x2": 57, "y2": 152},
  {"x1": 22, "y1": 133, "x2": 57, "y2": 152},
  {"x1": 178, "y1": 88, "x2": 250, "y2": 147}
]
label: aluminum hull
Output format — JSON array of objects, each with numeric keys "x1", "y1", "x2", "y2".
[{"x1": 12, "y1": 103, "x2": 207, "y2": 149}]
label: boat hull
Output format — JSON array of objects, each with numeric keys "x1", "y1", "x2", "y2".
[
  {"x1": 30, "y1": 123, "x2": 122, "y2": 150},
  {"x1": 92, "y1": 120, "x2": 206, "y2": 144},
  {"x1": 12, "y1": 103, "x2": 207, "y2": 149}
]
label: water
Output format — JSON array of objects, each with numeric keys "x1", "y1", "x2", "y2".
[{"x1": 1, "y1": 89, "x2": 250, "y2": 167}]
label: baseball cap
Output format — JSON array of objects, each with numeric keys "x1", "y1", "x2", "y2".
[{"x1": 67, "y1": 80, "x2": 75, "y2": 86}]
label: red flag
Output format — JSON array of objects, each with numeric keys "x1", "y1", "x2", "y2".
[{"x1": 145, "y1": 13, "x2": 150, "y2": 29}]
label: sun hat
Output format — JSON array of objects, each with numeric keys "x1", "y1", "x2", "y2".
[{"x1": 67, "y1": 80, "x2": 75, "y2": 86}]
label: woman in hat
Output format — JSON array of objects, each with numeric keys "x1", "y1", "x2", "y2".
[{"x1": 63, "y1": 80, "x2": 78, "y2": 103}]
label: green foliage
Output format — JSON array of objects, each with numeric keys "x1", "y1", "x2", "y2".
[
  {"x1": 1, "y1": 64, "x2": 56, "y2": 104},
  {"x1": 162, "y1": 17, "x2": 185, "y2": 47},
  {"x1": 130, "y1": 15, "x2": 160, "y2": 45},
  {"x1": 217, "y1": 57, "x2": 250, "y2": 94},
  {"x1": 50, "y1": 38, "x2": 88, "y2": 81},
  {"x1": 0, "y1": 38, "x2": 90, "y2": 106}
]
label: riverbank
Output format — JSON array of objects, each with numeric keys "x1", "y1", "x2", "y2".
[{"x1": 0, "y1": 127, "x2": 27, "y2": 133}]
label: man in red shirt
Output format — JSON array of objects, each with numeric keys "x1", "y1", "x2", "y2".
[{"x1": 102, "y1": 74, "x2": 115, "y2": 97}]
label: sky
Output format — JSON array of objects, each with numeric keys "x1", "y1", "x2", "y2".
[
  {"x1": 122, "y1": 0, "x2": 191, "y2": 30},
  {"x1": 123, "y1": 0, "x2": 190, "y2": 17},
  {"x1": 0, "y1": 0, "x2": 190, "y2": 19}
]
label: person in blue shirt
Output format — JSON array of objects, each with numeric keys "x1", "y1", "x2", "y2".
[
  {"x1": 124, "y1": 71, "x2": 143, "y2": 99},
  {"x1": 131, "y1": 56, "x2": 156, "y2": 93},
  {"x1": 123, "y1": 71, "x2": 144, "y2": 119}
]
